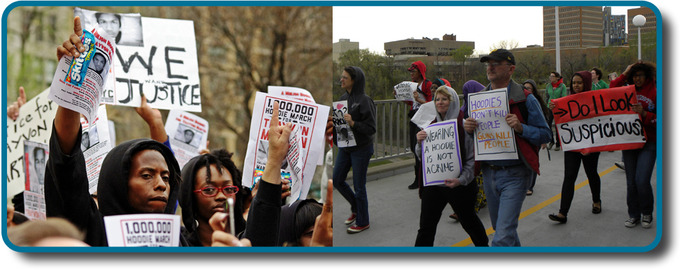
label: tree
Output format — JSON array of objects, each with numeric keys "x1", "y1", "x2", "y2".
[
  {"x1": 489, "y1": 39, "x2": 519, "y2": 51},
  {"x1": 450, "y1": 45, "x2": 474, "y2": 83}
]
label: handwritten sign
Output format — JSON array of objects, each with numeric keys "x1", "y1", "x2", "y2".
[
  {"x1": 468, "y1": 89, "x2": 518, "y2": 160},
  {"x1": 80, "y1": 105, "x2": 113, "y2": 194},
  {"x1": 332, "y1": 101, "x2": 357, "y2": 148},
  {"x1": 421, "y1": 120, "x2": 462, "y2": 186},
  {"x1": 242, "y1": 92, "x2": 329, "y2": 203},
  {"x1": 104, "y1": 214, "x2": 181, "y2": 247},
  {"x1": 164, "y1": 110, "x2": 209, "y2": 168},
  {"x1": 6, "y1": 89, "x2": 56, "y2": 200},
  {"x1": 394, "y1": 81, "x2": 416, "y2": 101},
  {"x1": 552, "y1": 85, "x2": 646, "y2": 153}
]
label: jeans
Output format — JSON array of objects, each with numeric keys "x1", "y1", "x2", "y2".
[
  {"x1": 528, "y1": 171, "x2": 537, "y2": 192},
  {"x1": 482, "y1": 164, "x2": 530, "y2": 247},
  {"x1": 558, "y1": 151, "x2": 601, "y2": 215},
  {"x1": 333, "y1": 144, "x2": 374, "y2": 226},
  {"x1": 415, "y1": 183, "x2": 488, "y2": 246},
  {"x1": 623, "y1": 141, "x2": 656, "y2": 218}
]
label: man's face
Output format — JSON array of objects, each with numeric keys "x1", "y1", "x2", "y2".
[
  {"x1": 193, "y1": 164, "x2": 235, "y2": 221},
  {"x1": 485, "y1": 59, "x2": 513, "y2": 84},
  {"x1": 184, "y1": 130, "x2": 194, "y2": 144},
  {"x1": 34, "y1": 148, "x2": 46, "y2": 184},
  {"x1": 591, "y1": 70, "x2": 598, "y2": 81},
  {"x1": 97, "y1": 13, "x2": 121, "y2": 40},
  {"x1": 93, "y1": 54, "x2": 106, "y2": 73},
  {"x1": 127, "y1": 150, "x2": 170, "y2": 213}
]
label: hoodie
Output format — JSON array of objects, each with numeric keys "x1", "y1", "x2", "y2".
[
  {"x1": 335, "y1": 66, "x2": 377, "y2": 149},
  {"x1": 276, "y1": 199, "x2": 322, "y2": 246},
  {"x1": 569, "y1": 71, "x2": 593, "y2": 95},
  {"x1": 461, "y1": 80, "x2": 485, "y2": 118},
  {"x1": 409, "y1": 61, "x2": 433, "y2": 110},
  {"x1": 45, "y1": 125, "x2": 184, "y2": 246}
]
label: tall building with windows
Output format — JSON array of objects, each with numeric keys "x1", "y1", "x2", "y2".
[
  {"x1": 627, "y1": 7, "x2": 656, "y2": 41},
  {"x1": 603, "y1": 7, "x2": 626, "y2": 46},
  {"x1": 383, "y1": 34, "x2": 474, "y2": 56},
  {"x1": 333, "y1": 38, "x2": 359, "y2": 62},
  {"x1": 543, "y1": 6, "x2": 604, "y2": 48}
]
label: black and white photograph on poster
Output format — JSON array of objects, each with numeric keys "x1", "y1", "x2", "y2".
[
  {"x1": 75, "y1": 7, "x2": 144, "y2": 47},
  {"x1": 90, "y1": 52, "x2": 108, "y2": 76},
  {"x1": 332, "y1": 100, "x2": 357, "y2": 148},
  {"x1": 79, "y1": 105, "x2": 113, "y2": 194},
  {"x1": 80, "y1": 126, "x2": 100, "y2": 151},
  {"x1": 173, "y1": 123, "x2": 202, "y2": 148},
  {"x1": 22, "y1": 140, "x2": 49, "y2": 195}
]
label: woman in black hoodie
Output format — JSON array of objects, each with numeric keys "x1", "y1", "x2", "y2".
[{"x1": 333, "y1": 66, "x2": 377, "y2": 234}]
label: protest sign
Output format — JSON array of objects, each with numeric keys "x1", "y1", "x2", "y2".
[
  {"x1": 6, "y1": 89, "x2": 56, "y2": 200},
  {"x1": 421, "y1": 120, "x2": 462, "y2": 186},
  {"x1": 49, "y1": 27, "x2": 115, "y2": 122},
  {"x1": 22, "y1": 140, "x2": 48, "y2": 220},
  {"x1": 268, "y1": 86, "x2": 316, "y2": 103},
  {"x1": 80, "y1": 105, "x2": 113, "y2": 194},
  {"x1": 23, "y1": 191, "x2": 46, "y2": 221},
  {"x1": 552, "y1": 85, "x2": 646, "y2": 153},
  {"x1": 332, "y1": 101, "x2": 357, "y2": 148},
  {"x1": 468, "y1": 89, "x2": 518, "y2": 160},
  {"x1": 104, "y1": 214, "x2": 181, "y2": 247},
  {"x1": 394, "y1": 81, "x2": 417, "y2": 101},
  {"x1": 164, "y1": 109, "x2": 209, "y2": 168},
  {"x1": 410, "y1": 101, "x2": 437, "y2": 130},
  {"x1": 242, "y1": 92, "x2": 329, "y2": 203}
]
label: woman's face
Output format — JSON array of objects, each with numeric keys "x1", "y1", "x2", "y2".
[
  {"x1": 632, "y1": 70, "x2": 647, "y2": 88},
  {"x1": 430, "y1": 83, "x2": 440, "y2": 92},
  {"x1": 194, "y1": 164, "x2": 235, "y2": 221},
  {"x1": 549, "y1": 73, "x2": 558, "y2": 83},
  {"x1": 572, "y1": 75, "x2": 585, "y2": 94},
  {"x1": 435, "y1": 93, "x2": 450, "y2": 115},
  {"x1": 340, "y1": 71, "x2": 354, "y2": 91},
  {"x1": 591, "y1": 70, "x2": 598, "y2": 81},
  {"x1": 523, "y1": 83, "x2": 534, "y2": 92}
]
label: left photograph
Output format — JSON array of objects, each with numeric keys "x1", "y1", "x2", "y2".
[{"x1": 4, "y1": 5, "x2": 333, "y2": 248}]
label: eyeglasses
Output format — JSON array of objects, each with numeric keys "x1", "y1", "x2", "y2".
[
  {"x1": 485, "y1": 62, "x2": 511, "y2": 68},
  {"x1": 194, "y1": 185, "x2": 240, "y2": 197}
]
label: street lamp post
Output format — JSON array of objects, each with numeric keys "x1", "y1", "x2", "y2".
[{"x1": 632, "y1": 14, "x2": 646, "y2": 60}]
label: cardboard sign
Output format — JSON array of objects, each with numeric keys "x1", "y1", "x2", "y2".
[
  {"x1": 6, "y1": 89, "x2": 56, "y2": 200},
  {"x1": 332, "y1": 101, "x2": 357, "y2": 148},
  {"x1": 394, "y1": 81, "x2": 417, "y2": 101},
  {"x1": 468, "y1": 89, "x2": 518, "y2": 160},
  {"x1": 242, "y1": 92, "x2": 329, "y2": 203},
  {"x1": 164, "y1": 110, "x2": 209, "y2": 168},
  {"x1": 421, "y1": 119, "x2": 462, "y2": 186},
  {"x1": 104, "y1": 214, "x2": 181, "y2": 247},
  {"x1": 552, "y1": 85, "x2": 646, "y2": 153}
]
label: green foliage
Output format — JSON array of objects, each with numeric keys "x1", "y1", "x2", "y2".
[{"x1": 334, "y1": 49, "x2": 402, "y2": 100}]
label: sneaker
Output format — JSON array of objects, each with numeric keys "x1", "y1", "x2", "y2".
[
  {"x1": 615, "y1": 162, "x2": 625, "y2": 170},
  {"x1": 641, "y1": 215, "x2": 653, "y2": 229},
  {"x1": 547, "y1": 142, "x2": 554, "y2": 150},
  {"x1": 624, "y1": 217, "x2": 640, "y2": 228},
  {"x1": 347, "y1": 224, "x2": 370, "y2": 234},
  {"x1": 344, "y1": 213, "x2": 356, "y2": 225},
  {"x1": 554, "y1": 146, "x2": 561, "y2": 151}
]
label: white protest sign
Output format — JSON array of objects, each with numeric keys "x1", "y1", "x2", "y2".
[
  {"x1": 80, "y1": 105, "x2": 113, "y2": 194},
  {"x1": 242, "y1": 92, "x2": 329, "y2": 202},
  {"x1": 410, "y1": 101, "x2": 437, "y2": 130},
  {"x1": 23, "y1": 191, "x2": 46, "y2": 221},
  {"x1": 75, "y1": 8, "x2": 201, "y2": 112},
  {"x1": 49, "y1": 27, "x2": 115, "y2": 123},
  {"x1": 164, "y1": 110, "x2": 209, "y2": 168},
  {"x1": 268, "y1": 86, "x2": 316, "y2": 103},
  {"x1": 421, "y1": 120, "x2": 462, "y2": 186},
  {"x1": 332, "y1": 101, "x2": 357, "y2": 148},
  {"x1": 104, "y1": 214, "x2": 181, "y2": 247},
  {"x1": 6, "y1": 89, "x2": 56, "y2": 200},
  {"x1": 394, "y1": 81, "x2": 417, "y2": 101},
  {"x1": 468, "y1": 89, "x2": 518, "y2": 160}
]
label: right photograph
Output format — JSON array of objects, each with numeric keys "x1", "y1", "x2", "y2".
[{"x1": 331, "y1": 4, "x2": 660, "y2": 249}]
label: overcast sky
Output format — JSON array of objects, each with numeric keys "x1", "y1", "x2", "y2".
[{"x1": 333, "y1": 6, "x2": 637, "y2": 56}]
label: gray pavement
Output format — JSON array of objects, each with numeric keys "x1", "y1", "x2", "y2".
[{"x1": 333, "y1": 149, "x2": 658, "y2": 247}]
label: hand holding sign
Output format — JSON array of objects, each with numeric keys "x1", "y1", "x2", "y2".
[
  {"x1": 8, "y1": 86, "x2": 27, "y2": 121},
  {"x1": 263, "y1": 101, "x2": 292, "y2": 185},
  {"x1": 505, "y1": 113, "x2": 523, "y2": 134},
  {"x1": 57, "y1": 16, "x2": 85, "y2": 61}
]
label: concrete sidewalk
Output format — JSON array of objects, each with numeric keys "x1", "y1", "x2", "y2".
[{"x1": 333, "y1": 149, "x2": 658, "y2": 248}]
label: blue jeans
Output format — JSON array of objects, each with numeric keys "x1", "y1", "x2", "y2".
[
  {"x1": 333, "y1": 144, "x2": 373, "y2": 226},
  {"x1": 482, "y1": 164, "x2": 530, "y2": 247},
  {"x1": 623, "y1": 141, "x2": 656, "y2": 218}
]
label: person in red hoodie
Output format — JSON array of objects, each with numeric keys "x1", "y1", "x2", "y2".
[
  {"x1": 610, "y1": 61, "x2": 657, "y2": 229},
  {"x1": 406, "y1": 61, "x2": 433, "y2": 190}
]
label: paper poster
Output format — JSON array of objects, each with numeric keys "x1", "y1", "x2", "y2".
[
  {"x1": 242, "y1": 92, "x2": 330, "y2": 202},
  {"x1": 394, "y1": 81, "x2": 417, "y2": 101},
  {"x1": 49, "y1": 26, "x2": 115, "y2": 123},
  {"x1": 80, "y1": 105, "x2": 113, "y2": 194},
  {"x1": 23, "y1": 191, "x2": 46, "y2": 221},
  {"x1": 552, "y1": 85, "x2": 646, "y2": 153},
  {"x1": 332, "y1": 101, "x2": 357, "y2": 148},
  {"x1": 164, "y1": 109, "x2": 209, "y2": 168},
  {"x1": 468, "y1": 88, "x2": 518, "y2": 160},
  {"x1": 103, "y1": 214, "x2": 181, "y2": 247},
  {"x1": 268, "y1": 86, "x2": 316, "y2": 104},
  {"x1": 421, "y1": 120, "x2": 462, "y2": 186},
  {"x1": 22, "y1": 140, "x2": 48, "y2": 195},
  {"x1": 410, "y1": 101, "x2": 437, "y2": 130},
  {"x1": 6, "y1": 89, "x2": 56, "y2": 200}
]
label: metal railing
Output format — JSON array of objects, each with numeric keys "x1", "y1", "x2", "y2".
[{"x1": 371, "y1": 100, "x2": 412, "y2": 162}]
